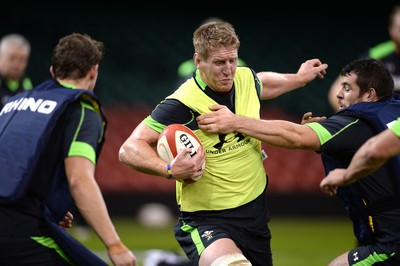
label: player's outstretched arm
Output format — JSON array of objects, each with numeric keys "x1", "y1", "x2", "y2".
[{"x1": 258, "y1": 58, "x2": 328, "y2": 100}]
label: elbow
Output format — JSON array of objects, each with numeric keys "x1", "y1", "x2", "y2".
[
  {"x1": 287, "y1": 133, "x2": 319, "y2": 151},
  {"x1": 68, "y1": 177, "x2": 80, "y2": 192},
  {"x1": 118, "y1": 144, "x2": 140, "y2": 171},
  {"x1": 118, "y1": 145, "x2": 129, "y2": 165}
]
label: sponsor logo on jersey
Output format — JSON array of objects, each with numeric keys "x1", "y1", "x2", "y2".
[{"x1": 0, "y1": 97, "x2": 57, "y2": 116}]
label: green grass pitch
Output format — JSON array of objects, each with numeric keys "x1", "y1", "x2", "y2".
[{"x1": 69, "y1": 215, "x2": 355, "y2": 266}]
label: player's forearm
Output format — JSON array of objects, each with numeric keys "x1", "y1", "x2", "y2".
[
  {"x1": 71, "y1": 181, "x2": 135, "y2": 264},
  {"x1": 70, "y1": 177, "x2": 121, "y2": 248},
  {"x1": 259, "y1": 72, "x2": 306, "y2": 100},
  {"x1": 234, "y1": 116, "x2": 307, "y2": 149},
  {"x1": 65, "y1": 158, "x2": 122, "y2": 247},
  {"x1": 119, "y1": 140, "x2": 168, "y2": 178},
  {"x1": 343, "y1": 130, "x2": 398, "y2": 183},
  {"x1": 341, "y1": 154, "x2": 382, "y2": 185}
]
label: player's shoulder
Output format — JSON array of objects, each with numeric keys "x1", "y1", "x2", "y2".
[
  {"x1": 65, "y1": 100, "x2": 102, "y2": 125},
  {"x1": 325, "y1": 114, "x2": 360, "y2": 126},
  {"x1": 309, "y1": 114, "x2": 359, "y2": 132}
]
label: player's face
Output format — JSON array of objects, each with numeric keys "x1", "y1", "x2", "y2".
[
  {"x1": 336, "y1": 73, "x2": 364, "y2": 109},
  {"x1": 197, "y1": 45, "x2": 238, "y2": 93},
  {"x1": 0, "y1": 45, "x2": 29, "y2": 80}
]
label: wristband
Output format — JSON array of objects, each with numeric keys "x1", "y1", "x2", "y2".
[{"x1": 167, "y1": 164, "x2": 173, "y2": 179}]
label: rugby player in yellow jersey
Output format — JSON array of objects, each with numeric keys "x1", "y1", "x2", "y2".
[{"x1": 119, "y1": 21, "x2": 327, "y2": 266}]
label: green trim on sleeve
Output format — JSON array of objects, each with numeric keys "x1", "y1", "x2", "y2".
[
  {"x1": 67, "y1": 103, "x2": 97, "y2": 164},
  {"x1": 143, "y1": 115, "x2": 165, "y2": 133},
  {"x1": 390, "y1": 118, "x2": 400, "y2": 138},
  {"x1": 305, "y1": 122, "x2": 333, "y2": 145},
  {"x1": 306, "y1": 119, "x2": 360, "y2": 145},
  {"x1": 68, "y1": 141, "x2": 96, "y2": 165}
]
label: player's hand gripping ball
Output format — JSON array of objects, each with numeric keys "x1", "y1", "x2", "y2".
[{"x1": 157, "y1": 124, "x2": 205, "y2": 182}]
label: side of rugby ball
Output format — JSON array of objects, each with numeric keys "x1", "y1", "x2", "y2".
[{"x1": 157, "y1": 124, "x2": 204, "y2": 181}]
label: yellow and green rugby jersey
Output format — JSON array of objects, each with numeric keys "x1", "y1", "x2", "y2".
[{"x1": 145, "y1": 67, "x2": 267, "y2": 212}]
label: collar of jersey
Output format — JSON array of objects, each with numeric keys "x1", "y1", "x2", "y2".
[{"x1": 59, "y1": 82, "x2": 77, "y2": 89}]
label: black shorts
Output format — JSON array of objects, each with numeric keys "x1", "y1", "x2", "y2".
[
  {"x1": 0, "y1": 235, "x2": 71, "y2": 266},
  {"x1": 348, "y1": 242, "x2": 400, "y2": 265},
  {"x1": 174, "y1": 191, "x2": 272, "y2": 266}
]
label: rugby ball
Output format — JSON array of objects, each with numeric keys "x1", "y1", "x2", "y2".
[{"x1": 157, "y1": 124, "x2": 205, "y2": 182}]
